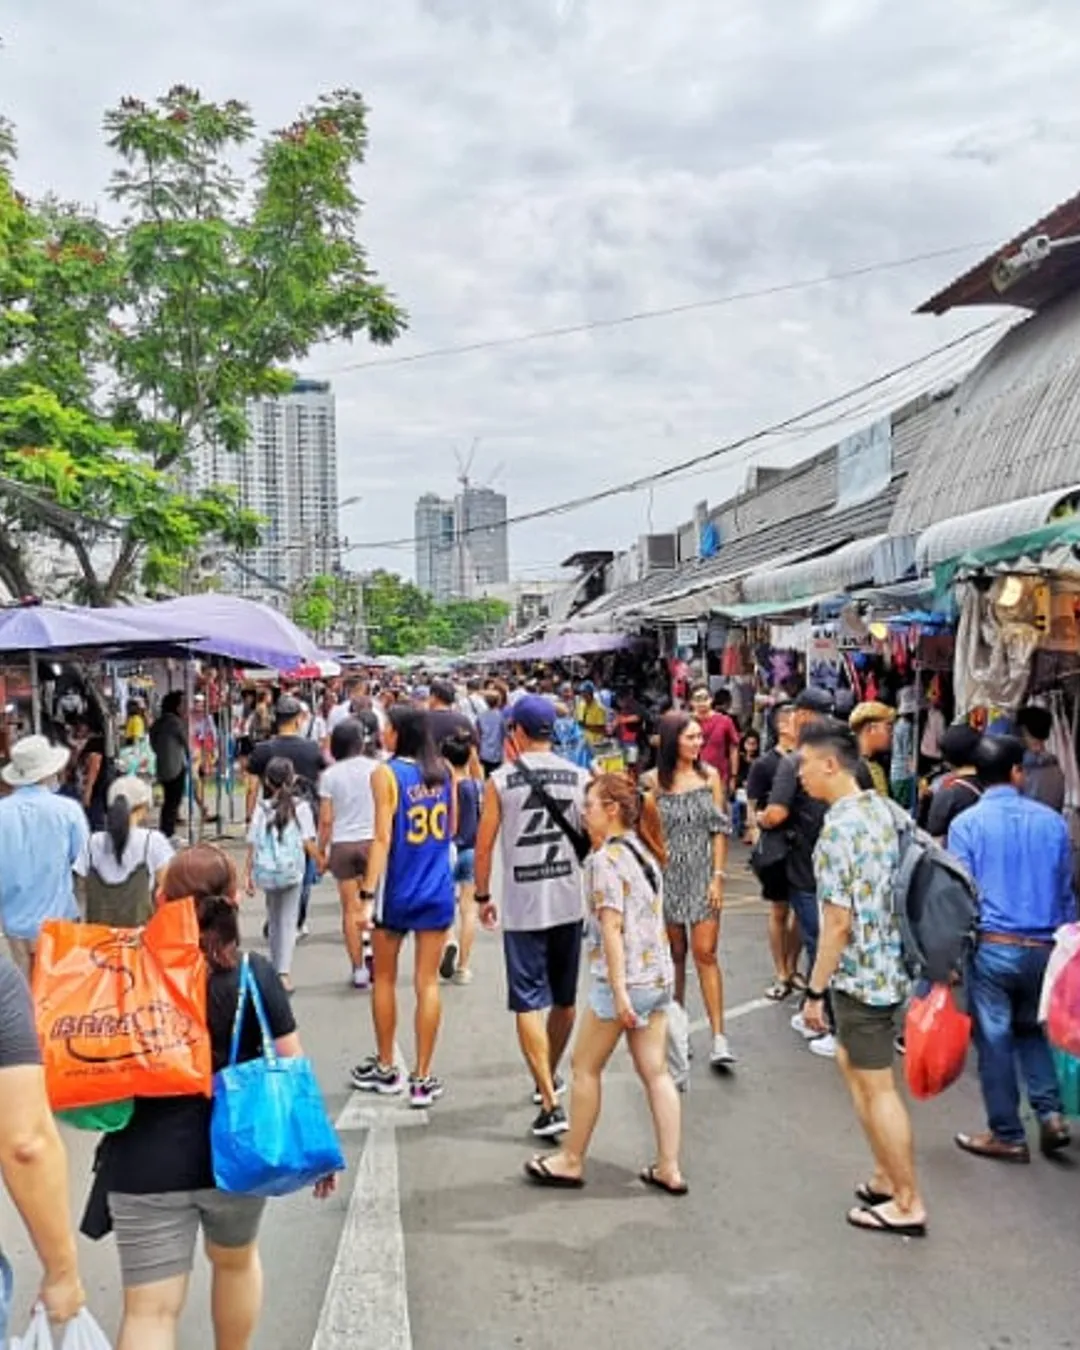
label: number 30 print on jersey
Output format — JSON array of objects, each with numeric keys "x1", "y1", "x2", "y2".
[
  {"x1": 381, "y1": 760, "x2": 455, "y2": 933},
  {"x1": 493, "y1": 752, "x2": 591, "y2": 933}
]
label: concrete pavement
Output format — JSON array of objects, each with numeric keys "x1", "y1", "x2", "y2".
[{"x1": 2, "y1": 859, "x2": 1078, "y2": 1348}]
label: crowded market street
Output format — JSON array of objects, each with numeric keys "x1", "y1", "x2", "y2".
[{"x1": 1, "y1": 854, "x2": 1075, "y2": 1350}]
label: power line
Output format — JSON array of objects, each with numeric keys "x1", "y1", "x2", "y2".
[
  {"x1": 321, "y1": 239, "x2": 997, "y2": 377},
  {"x1": 343, "y1": 316, "x2": 1009, "y2": 553}
]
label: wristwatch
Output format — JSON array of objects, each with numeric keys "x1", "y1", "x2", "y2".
[
  {"x1": 475, "y1": 893, "x2": 491, "y2": 904},
  {"x1": 359, "y1": 889, "x2": 375, "y2": 901},
  {"x1": 805, "y1": 988, "x2": 827, "y2": 1002}
]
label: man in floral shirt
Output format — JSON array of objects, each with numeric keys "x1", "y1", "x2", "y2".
[{"x1": 798, "y1": 719, "x2": 928, "y2": 1240}]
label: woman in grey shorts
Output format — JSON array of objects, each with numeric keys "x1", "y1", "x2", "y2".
[{"x1": 81, "y1": 844, "x2": 337, "y2": 1350}]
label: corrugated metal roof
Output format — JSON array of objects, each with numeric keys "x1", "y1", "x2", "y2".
[
  {"x1": 915, "y1": 485, "x2": 1080, "y2": 570},
  {"x1": 742, "y1": 534, "x2": 893, "y2": 605},
  {"x1": 890, "y1": 290, "x2": 1080, "y2": 535},
  {"x1": 918, "y1": 189, "x2": 1080, "y2": 315}
]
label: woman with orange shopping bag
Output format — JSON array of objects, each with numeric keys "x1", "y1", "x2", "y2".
[{"x1": 79, "y1": 845, "x2": 338, "y2": 1350}]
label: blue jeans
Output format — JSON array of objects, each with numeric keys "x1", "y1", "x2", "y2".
[
  {"x1": 0, "y1": 1252, "x2": 12, "y2": 1347},
  {"x1": 789, "y1": 889, "x2": 820, "y2": 968},
  {"x1": 970, "y1": 942, "x2": 1062, "y2": 1144}
]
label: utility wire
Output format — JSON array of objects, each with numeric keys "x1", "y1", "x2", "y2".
[
  {"x1": 321, "y1": 239, "x2": 997, "y2": 377},
  {"x1": 343, "y1": 316, "x2": 1009, "y2": 553}
]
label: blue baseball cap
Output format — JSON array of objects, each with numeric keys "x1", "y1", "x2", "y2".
[{"x1": 511, "y1": 694, "x2": 557, "y2": 740}]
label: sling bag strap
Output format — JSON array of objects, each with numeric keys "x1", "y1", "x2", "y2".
[{"x1": 514, "y1": 756, "x2": 591, "y2": 865}]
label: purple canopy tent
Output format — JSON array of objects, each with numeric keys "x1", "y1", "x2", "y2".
[
  {"x1": 466, "y1": 632, "x2": 632, "y2": 665},
  {"x1": 0, "y1": 604, "x2": 201, "y2": 655},
  {"x1": 113, "y1": 596, "x2": 326, "y2": 672}
]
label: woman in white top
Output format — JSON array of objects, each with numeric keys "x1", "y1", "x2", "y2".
[
  {"x1": 244, "y1": 758, "x2": 318, "y2": 993},
  {"x1": 74, "y1": 775, "x2": 174, "y2": 926},
  {"x1": 318, "y1": 713, "x2": 380, "y2": 990}
]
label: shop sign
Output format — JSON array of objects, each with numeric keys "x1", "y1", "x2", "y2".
[
  {"x1": 675, "y1": 623, "x2": 699, "y2": 649},
  {"x1": 807, "y1": 634, "x2": 841, "y2": 691}
]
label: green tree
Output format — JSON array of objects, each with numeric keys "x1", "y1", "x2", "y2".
[
  {"x1": 356, "y1": 571, "x2": 509, "y2": 656},
  {"x1": 0, "y1": 87, "x2": 405, "y2": 602}
]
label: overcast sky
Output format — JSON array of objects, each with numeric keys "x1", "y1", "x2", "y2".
[{"x1": 4, "y1": 0, "x2": 1080, "y2": 582}]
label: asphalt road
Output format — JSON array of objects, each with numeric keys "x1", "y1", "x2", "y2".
[{"x1": 2, "y1": 854, "x2": 1078, "y2": 1349}]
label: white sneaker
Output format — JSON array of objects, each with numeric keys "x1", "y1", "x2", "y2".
[
  {"x1": 790, "y1": 1011, "x2": 820, "y2": 1041},
  {"x1": 451, "y1": 967, "x2": 474, "y2": 986},
  {"x1": 709, "y1": 1033, "x2": 736, "y2": 1067},
  {"x1": 809, "y1": 1033, "x2": 837, "y2": 1059},
  {"x1": 352, "y1": 966, "x2": 372, "y2": 991}
]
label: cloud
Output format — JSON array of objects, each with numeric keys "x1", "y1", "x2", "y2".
[{"x1": 4, "y1": 0, "x2": 1080, "y2": 582}]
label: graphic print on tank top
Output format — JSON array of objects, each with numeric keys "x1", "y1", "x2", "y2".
[{"x1": 507, "y1": 762, "x2": 582, "y2": 885}]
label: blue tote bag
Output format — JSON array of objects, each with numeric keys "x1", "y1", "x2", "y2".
[{"x1": 211, "y1": 954, "x2": 345, "y2": 1197}]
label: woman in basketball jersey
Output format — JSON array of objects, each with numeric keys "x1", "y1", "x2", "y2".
[{"x1": 350, "y1": 706, "x2": 456, "y2": 1108}]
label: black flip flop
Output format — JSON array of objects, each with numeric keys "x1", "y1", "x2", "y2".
[
  {"x1": 854, "y1": 1182, "x2": 893, "y2": 1206},
  {"x1": 524, "y1": 1157, "x2": 584, "y2": 1189},
  {"x1": 846, "y1": 1204, "x2": 926, "y2": 1238},
  {"x1": 639, "y1": 1165, "x2": 689, "y2": 1197}
]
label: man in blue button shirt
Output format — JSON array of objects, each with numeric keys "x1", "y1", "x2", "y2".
[
  {"x1": 0, "y1": 736, "x2": 88, "y2": 981},
  {"x1": 949, "y1": 735, "x2": 1076, "y2": 1163}
]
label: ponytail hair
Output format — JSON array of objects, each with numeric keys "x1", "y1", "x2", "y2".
[
  {"x1": 106, "y1": 793, "x2": 132, "y2": 863},
  {"x1": 587, "y1": 772, "x2": 669, "y2": 868},
  {"x1": 262, "y1": 757, "x2": 299, "y2": 837}
]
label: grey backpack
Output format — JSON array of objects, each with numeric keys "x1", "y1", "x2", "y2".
[{"x1": 883, "y1": 799, "x2": 980, "y2": 985}]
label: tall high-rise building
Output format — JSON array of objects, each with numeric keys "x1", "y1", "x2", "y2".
[
  {"x1": 456, "y1": 486, "x2": 509, "y2": 595},
  {"x1": 197, "y1": 379, "x2": 339, "y2": 602},
  {"x1": 415, "y1": 494, "x2": 457, "y2": 603}
]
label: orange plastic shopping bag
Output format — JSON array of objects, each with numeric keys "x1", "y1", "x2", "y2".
[{"x1": 33, "y1": 899, "x2": 211, "y2": 1112}]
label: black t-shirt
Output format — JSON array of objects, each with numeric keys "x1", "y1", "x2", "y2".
[
  {"x1": 248, "y1": 735, "x2": 327, "y2": 800},
  {"x1": 97, "y1": 952, "x2": 296, "y2": 1194},
  {"x1": 745, "y1": 748, "x2": 783, "y2": 809},
  {"x1": 768, "y1": 752, "x2": 873, "y2": 894},
  {"x1": 0, "y1": 958, "x2": 41, "y2": 1068},
  {"x1": 428, "y1": 707, "x2": 477, "y2": 752},
  {"x1": 927, "y1": 775, "x2": 983, "y2": 840}
]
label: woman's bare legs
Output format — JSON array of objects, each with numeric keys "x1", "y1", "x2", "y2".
[
  {"x1": 337, "y1": 876, "x2": 365, "y2": 971},
  {"x1": 532, "y1": 1009, "x2": 623, "y2": 1179},
  {"x1": 666, "y1": 923, "x2": 689, "y2": 1007},
  {"x1": 690, "y1": 917, "x2": 723, "y2": 1035},
  {"x1": 372, "y1": 929, "x2": 404, "y2": 1067},
  {"x1": 117, "y1": 1273, "x2": 188, "y2": 1350},
  {"x1": 628, "y1": 1012, "x2": 684, "y2": 1188},
  {"x1": 208, "y1": 1239, "x2": 263, "y2": 1350},
  {"x1": 413, "y1": 929, "x2": 449, "y2": 1078},
  {"x1": 456, "y1": 880, "x2": 477, "y2": 975}
]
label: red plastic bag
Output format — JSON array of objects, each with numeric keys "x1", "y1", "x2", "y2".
[
  {"x1": 904, "y1": 983, "x2": 971, "y2": 1100},
  {"x1": 1047, "y1": 946, "x2": 1080, "y2": 1058},
  {"x1": 33, "y1": 899, "x2": 211, "y2": 1112}
]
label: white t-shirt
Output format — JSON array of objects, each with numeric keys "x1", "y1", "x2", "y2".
[
  {"x1": 246, "y1": 798, "x2": 316, "y2": 844},
  {"x1": 75, "y1": 827, "x2": 174, "y2": 885},
  {"x1": 318, "y1": 757, "x2": 377, "y2": 843},
  {"x1": 327, "y1": 702, "x2": 354, "y2": 733}
]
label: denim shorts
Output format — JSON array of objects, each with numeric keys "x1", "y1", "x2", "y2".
[
  {"x1": 452, "y1": 847, "x2": 476, "y2": 885},
  {"x1": 589, "y1": 982, "x2": 671, "y2": 1025},
  {"x1": 0, "y1": 1252, "x2": 11, "y2": 1347}
]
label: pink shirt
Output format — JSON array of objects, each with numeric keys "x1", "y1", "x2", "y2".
[{"x1": 698, "y1": 712, "x2": 739, "y2": 784}]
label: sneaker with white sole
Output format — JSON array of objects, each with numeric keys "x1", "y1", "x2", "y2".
[
  {"x1": 409, "y1": 1074, "x2": 444, "y2": 1108},
  {"x1": 709, "y1": 1033, "x2": 736, "y2": 1067},
  {"x1": 350, "y1": 1057, "x2": 404, "y2": 1095},
  {"x1": 809, "y1": 1033, "x2": 837, "y2": 1059},
  {"x1": 531, "y1": 1104, "x2": 568, "y2": 1138},
  {"x1": 352, "y1": 965, "x2": 371, "y2": 991},
  {"x1": 439, "y1": 940, "x2": 459, "y2": 982},
  {"x1": 451, "y1": 967, "x2": 473, "y2": 986}
]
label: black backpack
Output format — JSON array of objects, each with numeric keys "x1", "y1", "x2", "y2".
[{"x1": 883, "y1": 799, "x2": 980, "y2": 985}]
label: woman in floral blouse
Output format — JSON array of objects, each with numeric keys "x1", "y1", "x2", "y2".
[{"x1": 524, "y1": 774, "x2": 686, "y2": 1195}]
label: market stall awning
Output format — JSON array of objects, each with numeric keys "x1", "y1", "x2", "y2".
[
  {"x1": 113, "y1": 596, "x2": 327, "y2": 671},
  {"x1": 0, "y1": 604, "x2": 201, "y2": 656},
  {"x1": 935, "y1": 514, "x2": 1080, "y2": 586},
  {"x1": 915, "y1": 484, "x2": 1080, "y2": 571},
  {"x1": 712, "y1": 593, "x2": 841, "y2": 623},
  {"x1": 740, "y1": 533, "x2": 911, "y2": 606}
]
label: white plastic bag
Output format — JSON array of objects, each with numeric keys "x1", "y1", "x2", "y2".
[
  {"x1": 60, "y1": 1310, "x2": 112, "y2": 1350},
  {"x1": 665, "y1": 999, "x2": 690, "y2": 1093},
  {"x1": 12, "y1": 1307, "x2": 113, "y2": 1350}
]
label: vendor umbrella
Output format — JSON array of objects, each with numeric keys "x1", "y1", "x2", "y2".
[
  {"x1": 114, "y1": 596, "x2": 327, "y2": 672},
  {"x1": 0, "y1": 604, "x2": 201, "y2": 655}
]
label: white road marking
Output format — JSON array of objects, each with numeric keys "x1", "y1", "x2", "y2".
[
  {"x1": 689, "y1": 995, "x2": 776, "y2": 1036},
  {"x1": 311, "y1": 1126, "x2": 412, "y2": 1350}
]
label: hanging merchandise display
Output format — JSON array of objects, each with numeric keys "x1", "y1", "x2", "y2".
[{"x1": 954, "y1": 578, "x2": 1045, "y2": 715}]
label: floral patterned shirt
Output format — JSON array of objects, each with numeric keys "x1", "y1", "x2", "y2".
[
  {"x1": 585, "y1": 835, "x2": 674, "y2": 993},
  {"x1": 813, "y1": 791, "x2": 909, "y2": 1007}
]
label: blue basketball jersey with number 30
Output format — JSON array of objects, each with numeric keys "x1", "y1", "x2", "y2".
[{"x1": 381, "y1": 759, "x2": 455, "y2": 930}]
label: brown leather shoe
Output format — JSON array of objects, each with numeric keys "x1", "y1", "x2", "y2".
[
  {"x1": 1039, "y1": 1114, "x2": 1071, "y2": 1156},
  {"x1": 955, "y1": 1131, "x2": 1031, "y2": 1163}
]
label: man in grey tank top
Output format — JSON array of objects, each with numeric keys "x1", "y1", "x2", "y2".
[{"x1": 475, "y1": 696, "x2": 590, "y2": 1140}]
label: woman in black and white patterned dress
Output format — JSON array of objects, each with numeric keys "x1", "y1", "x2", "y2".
[{"x1": 643, "y1": 712, "x2": 733, "y2": 1069}]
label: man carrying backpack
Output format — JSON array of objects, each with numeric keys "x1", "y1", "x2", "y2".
[
  {"x1": 798, "y1": 719, "x2": 927, "y2": 1239},
  {"x1": 950, "y1": 735, "x2": 1076, "y2": 1163}
]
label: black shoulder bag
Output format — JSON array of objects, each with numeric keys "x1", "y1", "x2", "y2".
[{"x1": 514, "y1": 757, "x2": 591, "y2": 865}]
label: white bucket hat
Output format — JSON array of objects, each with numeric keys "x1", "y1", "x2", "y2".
[
  {"x1": 107, "y1": 775, "x2": 153, "y2": 811},
  {"x1": 2, "y1": 735, "x2": 71, "y2": 787}
]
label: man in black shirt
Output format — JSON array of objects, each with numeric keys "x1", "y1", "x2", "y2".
[
  {"x1": 747, "y1": 702, "x2": 800, "y2": 996},
  {"x1": 247, "y1": 696, "x2": 329, "y2": 929},
  {"x1": 925, "y1": 724, "x2": 983, "y2": 841},
  {"x1": 428, "y1": 680, "x2": 482, "y2": 779}
]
